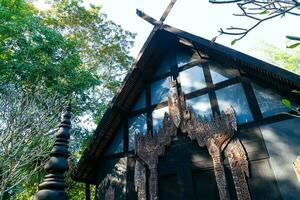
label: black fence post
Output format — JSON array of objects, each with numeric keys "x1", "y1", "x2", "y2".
[{"x1": 33, "y1": 104, "x2": 72, "y2": 200}]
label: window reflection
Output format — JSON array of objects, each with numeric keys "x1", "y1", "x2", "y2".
[
  {"x1": 154, "y1": 53, "x2": 172, "y2": 77},
  {"x1": 186, "y1": 94, "x2": 212, "y2": 119},
  {"x1": 104, "y1": 128, "x2": 124, "y2": 156},
  {"x1": 215, "y1": 83, "x2": 253, "y2": 124},
  {"x1": 132, "y1": 90, "x2": 146, "y2": 111},
  {"x1": 152, "y1": 106, "x2": 169, "y2": 133},
  {"x1": 177, "y1": 50, "x2": 199, "y2": 67},
  {"x1": 128, "y1": 113, "x2": 147, "y2": 150},
  {"x1": 179, "y1": 65, "x2": 206, "y2": 94},
  {"x1": 252, "y1": 83, "x2": 290, "y2": 117},
  {"x1": 151, "y1": 77, "x2": 171, "y2": 105},
  {"x1": 209, "y1": 63, "x2": 234, "y2": 84}
]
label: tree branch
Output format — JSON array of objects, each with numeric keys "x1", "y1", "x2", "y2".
[{"x1": 214, "y1": 0, "x2": 299, "y2": 43}]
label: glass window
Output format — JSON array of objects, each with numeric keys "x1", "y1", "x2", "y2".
[
  {"x1": 186, "y1": 94, "x2": 212, "y2": 119},
  {"x1": 215, "y1": 83, "x2": 253, "y2": 124},
  {"x1": 132, "y1": 90, "x2": 146, "y2": 111},
  {"x1": 179, "y1": 65, "x2": 206, "y2": 94},
  {"x1": 210, "y1": 69, "x2": 227, "y2": 84},
  {"x1": 209, "y1": 63, "x2": 235, "y2": 84},
  {"x1": 177, "y1": 50, "x2": 199, "y2": 67},
  {"x1": 152, "y1": 106, "x2": 169, "y2": 133},
  {"x1": 128, "y1": 113, "x2": 147, "y2": 151},
  {"x1": 252, "y1": 83, "x2": 290, "y2": 118},
  {"x1": 104, "y1": 128, "x2": 124, "y2": 156},
  {"x1": 154, "y1": 53, "x2": 172, "y2": 77},
  {"x1": 96, "y1": 158, "x2": 127, "y2": 200},
  {"x1": 151, "y1": 77, "x2": 171, "y2": 105}
]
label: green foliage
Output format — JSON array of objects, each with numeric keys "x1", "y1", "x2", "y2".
[
  {"x1": 287, "y1": 42, "x2": 300, "y2": 49},
  {"x1": 258, "y1": 44, "x2": 300, "y2": 75},
  {"x1": 0, "y1": 0, "x2": 98, "y2": 95},
  {"x1": 281, "y1": 90, "x2": 300, "y2": 117},
  {"x1": 0, "y1": 0, "x2": 135, "y2": 199},
  {"x1": 286, "y1": 35, "x2": 300, "y2": 49},
  {"x1": 282, "y1": 98, "x2": 292, "y2": 108},
  {"x1": 41, "y1": 0, "x2": 135, "y2": 122}
]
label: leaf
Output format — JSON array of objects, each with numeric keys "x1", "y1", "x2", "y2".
[
  {"x1": 282, "y1": 99, "x2": 292, "y2": 108},
  {"x1": 231, "y1": 39, "x2": 238, "y2": 46},
  {"x1": 286, "y1": 35, "x2": 300, "y2": 41},
  {"x1": 287, "y1": 42, "x2": 300, "y2": 49},
  {"x1": 291, "y1": 90, "x2": 300, "y2": 94},
  {"x1": 260, "y1": 10, "x2": 269, "y2": 15}
]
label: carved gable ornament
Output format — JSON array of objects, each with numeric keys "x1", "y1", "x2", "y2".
[{"x1": 134, "y1": 81, "x2": 251, "y2": 200}]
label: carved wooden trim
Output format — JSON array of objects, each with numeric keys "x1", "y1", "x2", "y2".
[
  {"x1": 225, "y1": 138, "x2": 251, "y2": 200},
  {"x1": 168, "y1": 80, "x2": 184, "y2": 128},
  {"x1": 134, "y1": 81, "x2": 250, "y2": 200},
  {"x1": 207, "y1": 138, "x2": 230, "y2": 200},
  {"x1": 135, "y1": 113, "x2": 177, "y2": 200},
  {"x1": 134, "y1": 160, "x2": 146, "y2": 200},
  {"x1": 105, "y1": 185, "x2": 115, "y2": 200},
  {"x1": 182, "y1": 106, "x2": 237, "y2": 200}
]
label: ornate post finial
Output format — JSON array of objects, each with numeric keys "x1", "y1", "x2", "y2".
[{"x1": 33, "y1": 104, "x2": 72, "y2": 200}]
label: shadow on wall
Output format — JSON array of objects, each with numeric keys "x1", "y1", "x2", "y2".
[
  {"x1": 96, "y1": 157, "x2": 127, "y2": 200},
  {"x1": 260, "y1": 117, "x2": 300, "y2": 200}
]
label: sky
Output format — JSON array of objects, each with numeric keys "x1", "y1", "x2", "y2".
[
  {"x1": 35, "y1": 0, "x2": 300, "y2": 64},
  {"x1": 98, "y1": 0, "x2": 300, "y2": 60}
]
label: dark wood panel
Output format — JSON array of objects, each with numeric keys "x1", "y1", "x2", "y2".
[
  {"x1": 159, "y1": 174, "x2": 180, "y2": 200},
  {"x1": 248, "y1": 159, "x2": 282, "y2": 200},
  {"x1": 193, "y1": 169, "x2": 220, "y2": 200}
]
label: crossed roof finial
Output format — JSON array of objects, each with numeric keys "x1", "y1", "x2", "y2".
[{"x1": 136, "y1": 0, "x2": 177, "y2": 27}]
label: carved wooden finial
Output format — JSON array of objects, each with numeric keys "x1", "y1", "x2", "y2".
[
  {"x1": 33, "y1": 104, "x2": 72, "y2": 200},
  {"x1": 136, "y1": 0, "x2": 177, "y2": 27}
]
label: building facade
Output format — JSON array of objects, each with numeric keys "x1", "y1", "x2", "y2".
[{"x1": 73, "y1": 25, "x2": 300, "y2": 200}]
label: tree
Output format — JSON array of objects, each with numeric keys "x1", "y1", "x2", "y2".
[
  {"x1": 0, "y1": 86, "x2": 64, "y2": 200},
  {"x1": 257, "y1": 44, "x2": 300, "y2": 116},
  {"x1": 258, "y1": 44, "x2": 300, "y2": 75},
  {"x1": 209, "y1": 0, "x2": 300, "y2": 47},
  {"x1": 0, "y1": 0, "x2": 135, "y2": 199},
  {"x1": 41, "y1": 0, "x2": 136, "y2": 123},
  {"x1": 0, "y1": 0, "x2": 98, "y2": 94},
  {"x1": 0, "y1": 0, "x2": 95, "y2": 199}
]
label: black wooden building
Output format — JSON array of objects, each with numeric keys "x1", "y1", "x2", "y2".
[{"x1": 72, "y1": 24, "x2": 300, "y2": 200}]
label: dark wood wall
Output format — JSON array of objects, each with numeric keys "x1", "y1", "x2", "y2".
[{"x1": 94, "y1": 40, "x2": 299, "y2": 200}]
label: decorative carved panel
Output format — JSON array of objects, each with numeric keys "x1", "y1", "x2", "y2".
[
  {"x1": 105, "y1": 185, "x2": 115, "y2": 200},
  {"x1": 225, "y1": 138, "x2": 251, "y2": 200},
  {"x1": 135, "y1": 113, "x2": 177, "y2": 200},
  {"x1": 168, "y1": 80, "x2": 184, "y2": 128},
  {"x1": 134, "y1": 81, "x2": 250, "y2": 200},
  {"x1": 207, "y1": 138, "x2": 230, "y2": 200},
  {"x1": 134, "y1": 160, "x2": 146, "y2": 200}
]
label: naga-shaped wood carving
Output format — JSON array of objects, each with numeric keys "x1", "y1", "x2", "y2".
[
  {"x1": 135, "y1": 112, "x2": 177, "y2": 200},
  {"x1": 105, "y1": 185, "x2": 115, "y2": 200},
  {"x1": 225, "y1": 138, "x2": 251, "y2": 200},
  {"x1": 134, "y1": 80, "x2": 250, "y2": 200},
  {"x1": 182, "y1": 106, "x2": 236, "y2": 200},
  {"x1": 134, "y1": 160, "x2": 146, "y2": 200}
]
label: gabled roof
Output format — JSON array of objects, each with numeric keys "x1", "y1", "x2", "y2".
[{"x1": 73, "y1": 24, "x2": 300, "y2": 184}]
